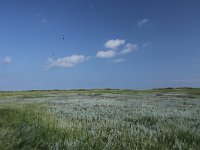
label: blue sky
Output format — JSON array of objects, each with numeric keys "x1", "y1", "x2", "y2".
[{"x1": 0, "y1": 0, "x2": 200, "y2": 90}]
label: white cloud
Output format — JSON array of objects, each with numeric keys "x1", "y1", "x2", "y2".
[
  {"x1": 112, "y1": 58, "x2": 125, "y2": 63},
  {"x1": 119, "y1": 43, "x2": 138, "y2": 54},
  {"x1": 2, "y1": 57, "x2": 12, "y2": 64},
  {"x1": 96, "y1": 50, "x2": 116, "y2": 58},
  {"x1": 97, "y1": 39, "x2": 139, "y2": 60},
  {"x1": 138, "y1": 18, "x2": 149, "y2": 26},
  {"x1": 47, "y1": 55, "x2": 88, "y2": 68},
  {"x1": 104, "y1": 39, "x2": 125, "y2": 49}
]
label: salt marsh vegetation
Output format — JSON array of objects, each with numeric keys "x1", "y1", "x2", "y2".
[{"x1": 0, "y1": 88, "x2": 200, "y2": 149}]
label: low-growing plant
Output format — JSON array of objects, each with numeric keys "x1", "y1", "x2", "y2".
[{"x1": 0, "y1": 89, "x2": 200, "y2": 149}]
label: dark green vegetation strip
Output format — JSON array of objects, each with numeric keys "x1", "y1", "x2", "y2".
[{"x1": 1, "y1": 88, "x2": 200, "y2": 98}]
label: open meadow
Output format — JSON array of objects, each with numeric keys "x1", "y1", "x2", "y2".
[{"x1": 0, "y1": 88, "x2": 200, "y2": 149}]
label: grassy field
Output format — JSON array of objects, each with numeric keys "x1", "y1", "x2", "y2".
[{"x1": 0, "y1": 88, "x2": 200, "y2": 149}]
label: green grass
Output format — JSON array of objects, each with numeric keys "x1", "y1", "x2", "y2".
[
  {"x1": 0, "y1": 88, "x2": 200, "y2": 149},
  {"x1": 1, "y1": 88, "x2": 200, "y2": 98}
]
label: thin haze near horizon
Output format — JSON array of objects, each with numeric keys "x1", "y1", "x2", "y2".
[{"x1": 0, "y1": 0, "x2": 200, "y2": 90}]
